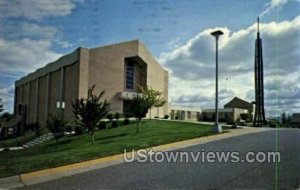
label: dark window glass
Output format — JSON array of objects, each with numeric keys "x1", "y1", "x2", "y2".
[{"x1": 126, "y1": 62, "x2": 134, "y2": 89}]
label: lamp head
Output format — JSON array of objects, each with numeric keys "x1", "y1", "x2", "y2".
[{"x1": 210, "y1": 30, "x2": 224, "y2": 39}]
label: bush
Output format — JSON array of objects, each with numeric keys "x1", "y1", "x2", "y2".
[
  {"x1": 124, "y1": 112, "x2": 133, "y2": 118},
  {"x1": 65, "y1": 123, "x2": 74, "y2": 133},
  {"x1": 269, "y1": 122, "x2": 277, "y2": 128},
  {"x1": 123, "y1": 118, "x2": 130, "y2": 125},
  {"x1": 98, "y1": 121, "x2": 107, "y2": 130},
  {"x1": 175, "y1": 116, "x2": 179, "y2": 120},
  {"x1": 74, "y1": 126, "x2": 85, "y2": 136},
  {"x1": 111, "y1": 120, "x2": 118, "y2": 128},
  {"x1": 47, "y1": 116, "x2": 66, "y2": 142},
  {"x1": 115, "y1": 112, "x2": 121, "y2": 121},
  {"x1": 107, "y1": 113, "x2": 114, "y2": 122},
  {"x1": 231, "y1": 124, "x2": 238, "y2": 129},
  {"x1": 164, "y1": 114, "x2": 169, "y2": 119},
  {"x1": 34, "y1": 123, "x2": 43, "y2": 136}
]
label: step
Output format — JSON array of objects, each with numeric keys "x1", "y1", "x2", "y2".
[{"x1": 9, "y1": 147, "x2": 24, "y2": 150}]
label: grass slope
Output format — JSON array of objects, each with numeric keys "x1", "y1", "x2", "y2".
[{"x1": 0, "y1": 120, "x2": 215, "y2": 177}]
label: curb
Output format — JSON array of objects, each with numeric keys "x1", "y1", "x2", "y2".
[
  {"x1": 0, "y1": 175, "x2": 24, "y2": 189},
  {"x1": 0, "y1": 127, "x2": 272, "y2": 189}
]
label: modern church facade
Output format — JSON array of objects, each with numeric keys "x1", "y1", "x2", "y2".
[{"x1": 14, "y1": 40, "x2": 169, "y2": 127}]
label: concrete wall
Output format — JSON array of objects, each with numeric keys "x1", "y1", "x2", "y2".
[
  {"x1": 64, "y1": 63, "x2": 79, "y2": 120},
  {"x1": 138, "y1": 41, "x2": 169, "y2": 117},
  {"x1": 38, "y1": 75, "x2": 47, "y2": 125},
  {"x1": 29, "y1": 80, "x2": 37, "y2": 124},
  {"x1": 48, "y1": 69, "x2": 61, "y2": 119},
  {"x1": 88, "y1": 41, "x2": 139, "y2": 113},
  {"x1": 15, "y1": 50, "x2": 80, "y2": 127},
  {"x1": 78, "y1": 48, "x2": 89, "y2": 99},
  {"x1": 170, "y1": 109, "x2": 201, "y2": 121}
]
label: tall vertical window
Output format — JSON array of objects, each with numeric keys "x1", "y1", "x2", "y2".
[{"x1": 126, "y1": 62, "x2": 134, "y2": 89}]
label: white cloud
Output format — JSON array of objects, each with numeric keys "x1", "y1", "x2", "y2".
[
  {"x1": 0, "y1": 36, "x2": 62, "y2": 113},
  {"x1": 260, "y1": 0, "x2": 289, "y2": 17},
  {"x1": 0, "y1": 0, "x2": 83, "y2": 113},
  {"x1": 21, "y1": 23, "x2": 58, "y2": 39},
  {"x1": 0, "y1": 85, "x2": 14, "y2": 113},
  {"x1": 160, "y1": 15, "x2": 300, "y2": 116},
  {"x1": 0, "y1": 38, "x2": 62, "y2": 75},
  {"x1": 0, "y1": 0, "x2": 84, "y2": 20}
]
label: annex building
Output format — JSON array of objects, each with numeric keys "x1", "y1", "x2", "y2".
[
  {"x1": 202, "y1": 97, "x2": 254, "y2": 123},
  {"x1": 14, "y1": 40, "x2": 168, "y2": 127}
]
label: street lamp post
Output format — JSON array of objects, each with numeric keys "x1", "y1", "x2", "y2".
[{"x1": 210, "y1": 30, "x2": 223, "y2": 133}]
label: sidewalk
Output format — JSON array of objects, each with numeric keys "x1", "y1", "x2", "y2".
[{"x1": 0, "y1": 127, "x2": 272, "y2": 189}]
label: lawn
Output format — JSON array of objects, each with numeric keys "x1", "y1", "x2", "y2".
[{"x1": 0, "y1": 120, "x2": 216, "y2": 177}]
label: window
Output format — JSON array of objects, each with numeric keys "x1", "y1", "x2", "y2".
[{"x1": 126, "y1": 62, "x2": 134, "y2": 89}]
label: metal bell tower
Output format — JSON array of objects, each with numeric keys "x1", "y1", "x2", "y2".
[{"x1": 253, "y1": 17, "x2": 266, "y2": 127}]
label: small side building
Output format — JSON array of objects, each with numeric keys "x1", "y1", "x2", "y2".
[
  {"x1": 169, "y1": 106, "x2": 201, "y2": 121},
  {"x1": 201, "y1": 97, "x2": 253, "y2": 123},
  {"x1": 201, "y1": 108, "x2": 248, "y2": 123},
  {"x1": 224, "y1": 97, "x2": 254, "y2": 121}
]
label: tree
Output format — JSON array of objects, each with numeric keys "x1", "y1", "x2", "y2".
[
  {"x1": 128, "y1": 86, "x2": 166, "y2": 132},
  {"x1": 286, "y1": 114, "x2": 291, "y2": 127},
  {"x1": 281, "y1": 112, "x2": 286, "y2": 125},
  {"x1": 47, "y1": 115, "x2": 66, "y2": 144},
  {"x1": 1, "y1": 112, "x2": 12, "y2": 122},
  {"x1": 0, "y1": 98, "x2": 3, "y2": 114},
  {"x1": 139, "y1": 86, "x2": 166, "y2": 119},
  {"x1": 129, "y1": 94, "x2": 152, "y2": 133},
  {"x1": 72, "y1": 85, "x2": 110, "y2": 144}
]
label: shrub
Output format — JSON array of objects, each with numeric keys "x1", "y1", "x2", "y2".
[
  {"x1": 115, "y1": 112, "x2": 121, "y2": 121},
  {"x1": 269, "y1": 122, "x2": 277, "y2": 128},
  {"x1": 175, "y1": 116, "x2": 179, "y2": 120},
  {"x1": 231, "y1": 124, "x2": 238, "y2": 129},
  {"x1": 107, "y1": 113, "x2": 114, "y2": 122},
  {"x1": 111, "y1": 120, "x2": 118, "y2": 128},
  {"x1": 74, "y1": 126, "x2": 85, "y2": 136},
  {"x1": 34, "y1": 123, "x2": 43, "y2": 136},
  {"x1": 164, "y1": 114, "x2": 169, "y2": 119},
  {"x1": 47, "y1": 116, "x2": 66, "y2": 143},
  {"x1": 98, "y1": 121, "x2": 107, "y2": 130},
  {"x1": 65, "y1": 123, "x2": 74, "y2": 134},
  {"x1": 123, "y1": 118, "x2": 130, "y2": 125},
  {"x1": 124, "y1": 112, "x2": 133, "y2": 118}
]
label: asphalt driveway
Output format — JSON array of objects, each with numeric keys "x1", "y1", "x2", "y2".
[{"x1": 21, "y1": 129, "x2": 300, "y2": 189}]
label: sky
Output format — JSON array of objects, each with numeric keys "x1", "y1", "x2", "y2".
[{"x1": 0, "y1": 0, "x2": 299, "y2": 117}]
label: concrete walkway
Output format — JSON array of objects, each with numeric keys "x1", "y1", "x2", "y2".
[
  {"x1": 0, "y1": 127, "x2": 272, "y2": 189},
  {"x1": 0, "y1": 133, "x2": 54, "y2": 152}
]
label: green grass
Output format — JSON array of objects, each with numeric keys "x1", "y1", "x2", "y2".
[
  {"x1": 0, "y1": 131, "x2": 37, "y2": 148},
  {"x1": 0, "y1": 120, "x2": 216, "y2": 177}
]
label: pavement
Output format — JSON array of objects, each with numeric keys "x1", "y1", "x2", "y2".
[{"x1": 1, "y1": 127, "x2": 299, "y2": 189}]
